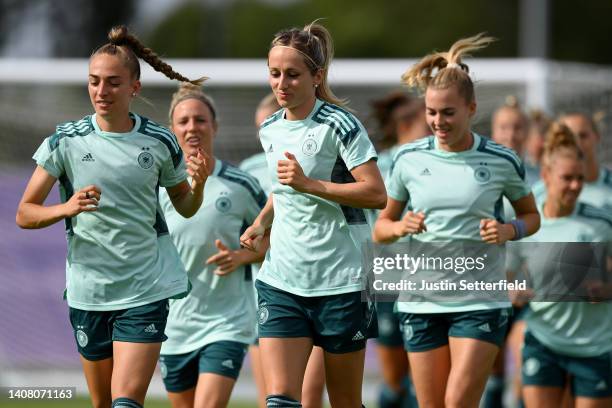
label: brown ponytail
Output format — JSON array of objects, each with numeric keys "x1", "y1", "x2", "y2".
[
  {"x1": 93, "y1": 25, "x2": 206, "y2": 85},
  {"x1": 542, "y1": 121, "x2": 583, "y2": 168}
]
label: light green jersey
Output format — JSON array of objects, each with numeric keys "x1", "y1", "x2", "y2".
[
  {"x1": 33, "y1": 113, "x2": 189, "y2": 311},
  {"x1": 240, "y1": 152, "x2": 273, "y2": 196},
  {"x1": 377, "y1": 145, "x2": 400, "y2": 181},
  {"x1": 257, "y1": 99, "x2": 377, "y2": 296},
  {"x1": 159, "y1": 159, "x2": 265, "y2": 354},
  {"x1": 532, "y1": 167, "x2": 612, "y2": 209},
  {"x1": 508, "y1": 202, "x2": 612, "y2": 357},
  {"x1": 389, "y1": 134, "x2": 531, "y2": 313}
]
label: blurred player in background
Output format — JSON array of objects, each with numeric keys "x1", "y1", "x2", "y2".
[
  {"x1": 241, "y1": 93, "x2": 327, "y2": 408},
  {"x1": 16, "y1": 26, "x2": 207, "y2": 408},
  {"x1": 371, "y1": 91, "x2": 428, "y2": 179},
  {"x1": 240, "y1": 21, "x2": 386, "y2": 408},
  {"x1": 374, "y1": 33, "x2": 540, "y2": 408},
  {"x1": 532, "y1": 111, "x2": 612, "y2": 210},
  {"x1": 507, "y1": 122, "x2": 612, "y2": 408},
  {"x1": 369, "y1": 91, "x2": 427, "y2": 408},
  {"x1": 158, "y1": 83, "x2": 268, "y2": 408},
  {"x1": 491, "y1": 97, "x2": 539, "y2": 186}
]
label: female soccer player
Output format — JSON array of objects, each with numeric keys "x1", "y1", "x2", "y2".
[
  {"x1": 559, "y1": 112, "x2": 611, "y2": 209},
  {"x1": 158, "y1": 83, "x2": 268, "y2": 408},
  {"x1": 508, "y1": 122, "x2": 612, "y2": 408},
  {"x1": 241, "y1": 94, "x2": 327, "y2": 408},
  {"x1": 373, "y1": 33, "x2": 540, "y2": 408},
  {"x1": 240, "y1": 21, "x2": 386, "y2": 408},
  {"x1": 371, "y1": 91, "x2": 428, "y2": 179},
  {"x1": 369, "y1": 91, "x2": 426, "y2": 408},
  {"x1": 15, "y1": 26, "x2": 208, "y2": 408},
  {"x1": 491, "y1": 97, "x2": 539, "y2": 186}
]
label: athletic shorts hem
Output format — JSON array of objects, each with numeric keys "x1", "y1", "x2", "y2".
[
  {"x1": 164, "y1": 382, "x2": 197, "y2": 393},
  {"x1": 113, "y1": 335, "x2": 167, "y2": 343},
  {"x1": 318, "y1": 340, "x2": 367, "y2": 354},
  {"x1": 78, "y1": 350, "x2": 113, "y2": 361},
  {"x1": 448, "y1": 333, "x2": 504, "y2": 348},
  {"x1": 405, "y1": 339, "x2": 448, "y2": 353}
]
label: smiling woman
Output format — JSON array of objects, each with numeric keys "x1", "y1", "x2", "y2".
[
  {"x1": 15, "y1": 25, "x2": 209, "y2": 408},
  {"x1": 240, "y1": 21, "x2": 385, "y2": 408},
  {"x1": 373, "y1": 33, "x2": 541, "y2": 408}
]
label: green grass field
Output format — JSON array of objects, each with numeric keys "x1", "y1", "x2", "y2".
[{"x1": 0, "y1": 397, "x2": 258, "y2": 407}]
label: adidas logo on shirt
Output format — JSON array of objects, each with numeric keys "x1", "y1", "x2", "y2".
[
  {"x1": 478, "y1": 323, "x2": 491, "y2": 332},
  {"x1": 596, "y1": 380, "x2": 607, "y2": 390},
  {"x1": 267, "y1": 144, "x2": 274, "y2": 153},
  {"x1": 144, "y1": 323, "x2": 158, "y2": 334},
  {"x1": 352, "y1": 331, "x2": 365, "y2": 341},
  {"x1": 420, "y1": 168, "x2": 431, "y2": 176},
  {"x1": 82, "y1": 153, "x2": 95, "y2": 162},
  {"x1": 221, "y1": 359, "x2": 235, "y2": 369}
]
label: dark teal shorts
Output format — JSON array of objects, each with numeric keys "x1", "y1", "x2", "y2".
[
  {"x1": 68, "y1": 299, "x2": 169, "y2": 361},
  {"x1": 398, "y1": 308, "x2": 510, "y2": 352},
  {"x1": 255, "y1": 280, "x2": 378, "y2": 354},
  {"x1": 159, "y1": 341, "x2": 248, "y2": 392},
  {"x1": 376, "y1": 301, "x2": 403, "y2": 347},
  {"x1": 522, "y1": 330, "x2": 612, "y2": 398}
]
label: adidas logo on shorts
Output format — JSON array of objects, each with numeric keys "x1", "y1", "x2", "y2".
[
  {"x1": 420, "y1": 168, "x2": 431, "y2": 176},
  {"x1": 596, "y1": 380, "x2": 607, "y2": 390},
  {"x1": 221, "y1": 359, "x2": 234, "y2": 369},
  {"x1": 144, "y1": 323, "x2": 158, "y2": 334},
  {"x1": 478, "y1": 323, "x2": 491, "y2": 332},
  {"x1": 352, "y1": 331, "x2": 365, "y2": 341}
]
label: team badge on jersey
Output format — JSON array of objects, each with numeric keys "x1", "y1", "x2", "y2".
[
  {"x1": 76, "y1": 330, "x2": 88, "y2": 348},
  {"x1": 474, "y1": 166, "x2": 491, "y2": 183},
  {"x1": 215, "y1": 196, "x2": 232, "y2": 213},
  {"x1": 138, "y1": 147, "x2": 154, "y2": 169},
  {"x1": 302, "y1": 136, "x2": 318, "y2": 156}
]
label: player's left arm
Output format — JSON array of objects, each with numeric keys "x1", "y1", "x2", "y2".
[{"x1": 277, "y1": 153, "x2": 386, "y2": 209}]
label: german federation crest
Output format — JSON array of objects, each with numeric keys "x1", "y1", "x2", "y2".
[
  {"x1": 474, "y1": 166, "x2": 491, "y2": 183},
  {"x1": 159, "y1": 362, "x2": 168, "y2": 379},
  {"x1": 258, "y1": 306, "x2": 269, "y2": 325},
  {"x1": 76, "y1": 330, "x2": 88, "y2": 347},
  {"x1": 138, "y1": 151, "x2": 154, "y2": 169},
  {"x1": 302, "y1": 138, "x2": 318, "y2": 156},
  {"x1": 215, "y1": 196, "x2": 232, "y2": 213}
]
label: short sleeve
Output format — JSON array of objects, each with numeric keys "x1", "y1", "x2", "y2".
[
  {"x1": 159, "y1": 149, "x2": 187, "y2": 188},
  {"x1": 244, "y1": 179, "x2": 267, "y2": 224},
  {"x1": 33, "y1": 134, "x2": 64, "y2": 178},
  {"x1": 337, "y1": 121, "x2": 377, "y2": 171},
  {"x1": 386, "y1": 160, "x2": 410, "y2": 202},
  {"x1": 504, "y1": 159, "x2": 531, "y2": 202}
]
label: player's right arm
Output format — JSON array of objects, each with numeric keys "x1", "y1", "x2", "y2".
[
  {"x1": 16, "y1": 166, "x2": 100, "y2": 229},
  {"x1": 240, "y1": 194, "x2": 274, "y2": 251},
  {"x1": 373, "y1": 197, "x2": 427, "y2": 243}
]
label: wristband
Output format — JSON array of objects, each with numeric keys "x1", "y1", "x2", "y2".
[{"x1": 509, "y1": 219, "x2": 527, "y2": 241}]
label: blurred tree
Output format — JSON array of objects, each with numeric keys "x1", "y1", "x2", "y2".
[
  {"x1": 552, "y1": 1, "x2": 612, "y2": 64},
  {"x1": 146, "y1": 2, "x2": 230, "y2": 58},
  {"x1": 147, "y1": 0, "x2": 517, "y2": 58},
  {"x1": 49, "y1": 0, "x2": 135, "y2": 56}
]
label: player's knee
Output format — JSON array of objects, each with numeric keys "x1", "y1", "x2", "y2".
[
  {"x1": 266, "y1": 394, "x2": 302, "y2": 407},
  {"x1": 111, "y1": 397, "x2": 143, "y2": 408}
]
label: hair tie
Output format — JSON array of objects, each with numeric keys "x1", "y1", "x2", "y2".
[{"x1": 446, "y1": 62, "x2": 461, "y2": 69}]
